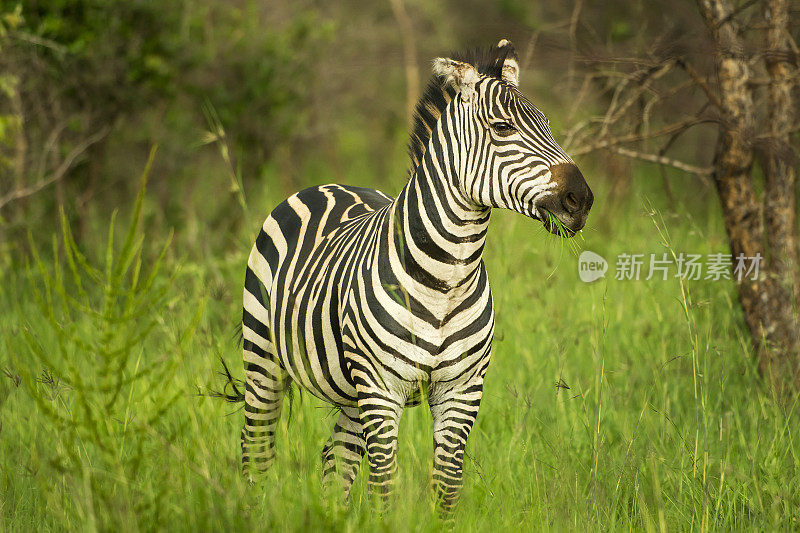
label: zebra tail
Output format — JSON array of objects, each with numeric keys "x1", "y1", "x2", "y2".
[
  {"x1": 231, "y1": 321, "x2": 244, "y2": 346},
  {"x1": 207, "y1": 355, "x2": 246, "y2": 403}
]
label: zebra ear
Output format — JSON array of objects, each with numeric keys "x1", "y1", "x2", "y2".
[
  {"x1": 432, "y1": 57, "x2": 480, "y2": 103},
  {"x1": 497, "y1": 39, "x2": 519, "y2": 87}
]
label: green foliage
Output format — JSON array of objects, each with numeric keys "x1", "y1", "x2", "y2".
[
  {"x1": 543, "y1": 209, "x2": 583, "y2": 257},
  {"x1": 190, "y1": 5, "x2": 335, "y2": 166},
  {"x1": 495, "y1": 0, "x2": 539, "y2": 30},
  {"x1": 2, "y1": 160, "x2": 799, "y2": 530},
  {"x1": 0, "y1": 4, "x2": 22, "y2": 154},
  {"x1": 0, "y1": 1, "x2": 333, "y2": 238},
  {"x1": 3, "y1": 148, "x2": 203, "y2": 529},
  {"x1": 18, "y1": 0, "x2": 197, "y2": 110}
]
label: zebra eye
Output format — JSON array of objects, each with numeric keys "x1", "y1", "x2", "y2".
[{"x1": 491, "y1": 121, "x2": 515, "y2": 135}]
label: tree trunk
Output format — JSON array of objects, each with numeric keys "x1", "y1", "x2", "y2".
[
  {"x1": 763, "y1": 0, "x2": 800, "y2": 303},
  {"x1": 389, "y1": 0, "x2": 420, "y2": 128},
  {"x1": 760, "y1": 0, "x2": 800, "y2": 380},
  {"x1": 697, "y1": 0, "x2": 800, "y2": 385}
]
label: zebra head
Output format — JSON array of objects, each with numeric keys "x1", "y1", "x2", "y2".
[{"x1": 430, "y1": 40, "x2": 593, "y2": 235}]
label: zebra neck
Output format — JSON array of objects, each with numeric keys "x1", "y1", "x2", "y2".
[{"x1": 387, "y1": 133, "x2": 491, "y2": 293}]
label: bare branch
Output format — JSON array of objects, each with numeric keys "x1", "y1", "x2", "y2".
[
  {"x1": 570, "y1": 116, "x2": 714, "y2": 156},
  {"x1": 714, "y1": 0, "x2": 764, "y2": 28},
  {"x1": 607, "y1": 146, "x2": 714, "y2": 179},
  {"x1": 388, "y1": 0, "x2": 419, "y2": 128},
  {"x1": 34, "y1": 122, "x2": 68, "y2": 183},
  {"x1": 676, "y1": 58, "x2": 724, "y2": 110},
  {"x1": 605, "y1": 61, "x2": 676, "y2": 130},
  {"x1": 567, "y1": 0, "x2": 583, "y2": 94},
  {"x1": 10, "y1": 31, "x2": 68, "y2": 55},
  {"x1": 0, "y1": 128, "x2": 110, "y2": 211},
  {"x1": 520, "y1": 17, "x2": 574, "y2": 73}
]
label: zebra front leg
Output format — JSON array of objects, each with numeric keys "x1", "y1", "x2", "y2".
[
  {"x1": 357, "y1": 388, "x2": 403, "y2": 504},
  {"x1": 241, "y1": 345, "x2": 289, "y2": 478},
  {"x1": 429, "y1": 382, "x2": 484, "y2": 514},
  {"x1": 321, "y1": 406, "x2": 366, "y2": 499}
]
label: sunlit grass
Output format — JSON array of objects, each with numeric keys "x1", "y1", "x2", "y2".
[{"x1": 2, "y1": 165, "x2": 798, "y2": 531}]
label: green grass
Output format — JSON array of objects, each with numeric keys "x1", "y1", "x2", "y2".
[{"x1": 1, "y1": 159, "x2": 799, "y2": 531}]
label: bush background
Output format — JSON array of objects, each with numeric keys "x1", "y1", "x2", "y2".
[{"x1": 1, "y1": 1, "x2": 798, "y2": 530}]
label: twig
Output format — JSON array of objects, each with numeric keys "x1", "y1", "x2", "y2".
[
  {"x1": 676, "y1": 58, "x2": 724, "y2": 110},
  {"x1": 713, "y1": 0, "x2": 764, "y2": 28},
  {"x1": 604, "y1": 61, "x2": 676, "y2": 132},
  {"x1": 665, "y1": 110, "x2": 711, "y2": 165},
  {"x1": 10, "y1": 31, "x2": 68, "y2": 55},
  {"x1": 576, "y1": 57, "x2": 672, "y2": 67},
  {"x1": 35, "y1": 122, "x2": 68, "y2": 183},
  {"x1": 521, "y1": 18, "x2": 573, "y2": 74},
  {"x1": 0, "y1": 127, "x2": 110, "y2": 211},
  {"x1": 567, "y1": 0, "x2": 583, "y2": 94},
  {"x1": 608, "y1": 146, "x2": 713, "y2": 179},
  {"x1": 568, "y1": 72, "x2": 595, "y2": 122},
  {"x1": 599, "y1": 77, "x2": 630, "y2": 137},
  {"x1": 521, "y1": 31, "x2": 541, "y2": 75},
  {"x1": 571, "y1": 116, "x2": 713, "y2": 155},
  {"x1": 388, "y1": 0, "x2": 419, "y2": 127}
]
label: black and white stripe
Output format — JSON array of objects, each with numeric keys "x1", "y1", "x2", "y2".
[{"x1": 240, "y1": 39, "x2": 592, "y2": 512}]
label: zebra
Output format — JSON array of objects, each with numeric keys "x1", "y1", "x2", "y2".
[{"x1": 239, "y1": 39, "x2": 593, "y2": 512}]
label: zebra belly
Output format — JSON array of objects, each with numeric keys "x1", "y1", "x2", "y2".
[
  {"x1": 252, "y1": 183, "x2": 392, "y2": 407},
  {"x1": 272, "y1": 280, "x2": 358, "y2": 407}
]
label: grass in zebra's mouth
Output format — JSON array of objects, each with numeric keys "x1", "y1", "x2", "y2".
[
  {"x1": 542, "y1": 209, "x2": 583, "y2": 258},
  {"x1": 541, "y1": 209, "x2": 575, "y2": 237}
]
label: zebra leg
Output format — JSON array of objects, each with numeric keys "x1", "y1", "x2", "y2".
[
  {"x1": 429, "y1": 382, "x2": 485, "y2": 514},
  {"x1": 241, "y1": 342, "x2": 289, "y2": 477},
  {"x1": 321, "y1": 406, "x2": 366, "y2": 499},
  {"x1": 357, "y1": 388, "x2": 404, "y2": 503}
]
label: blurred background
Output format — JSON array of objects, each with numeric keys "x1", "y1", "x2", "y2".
[{"x1": 0, "y1": 0, "x2": 723, "y2": 254}]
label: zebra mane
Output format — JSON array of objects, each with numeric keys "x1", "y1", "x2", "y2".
[{"x1": 407, "y1": 43, "x2": 515, "y2": 172}]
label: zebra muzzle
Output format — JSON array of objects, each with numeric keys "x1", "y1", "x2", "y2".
[{"x1": 537, "y1": 163, "x2": 593, "y2": 235}]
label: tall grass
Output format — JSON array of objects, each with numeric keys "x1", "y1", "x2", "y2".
[
  {"x1": 1, "y1": 157, "x2": 799, "y2": 531},
  {"x1": 2, "y1": 148, "x2": 205, "y2": 530}
]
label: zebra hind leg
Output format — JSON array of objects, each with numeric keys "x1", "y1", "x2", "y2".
[
  {"x1": 241, "y1": 342, "x2": 290, "y2": 478},
  {"x1": 321, "y1": 406, "x2": 366, "y2": 500}
]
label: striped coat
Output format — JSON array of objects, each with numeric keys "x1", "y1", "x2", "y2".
[{"x1": 240, "y1": 39, "x2": 592, "y2": 512}]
